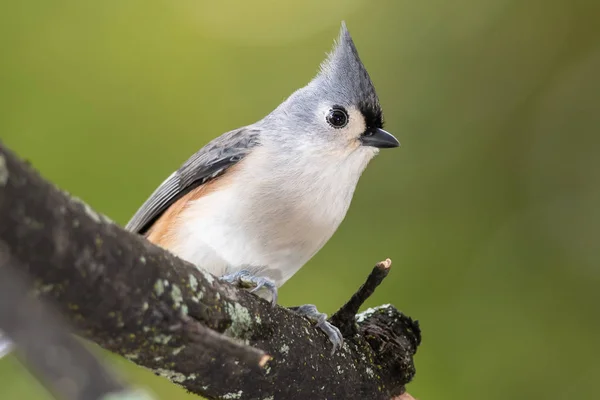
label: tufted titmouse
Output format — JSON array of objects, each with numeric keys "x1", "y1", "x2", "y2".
[
  {"x1": 125, "y1": 22, "x2": 399, "y2": 352},
  {"x1": 0, "y1": 23, "x2": 398, "y2": 358}
]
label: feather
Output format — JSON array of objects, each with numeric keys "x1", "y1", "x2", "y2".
[{"x1": 124, "y1": 127, "x2": 260, "y2": 234}]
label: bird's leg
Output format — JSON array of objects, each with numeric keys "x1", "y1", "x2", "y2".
[
  {"x1": 220, "y1": 273, "x2": 342, "y2": 353},
  {"x1": 220, "y1": 269, "x2": 278, "y2": 306},
  {"x1": 290, "y1": 304, "x2": 344, "y2": 355}
]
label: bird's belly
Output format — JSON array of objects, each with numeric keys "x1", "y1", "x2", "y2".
[{"x1": 171, "y1": 188, "x2": 339, "y2": 287}]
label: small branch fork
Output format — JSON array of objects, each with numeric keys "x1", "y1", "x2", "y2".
[
  {"x1": 330, "y1": 258, "x2": 392, "y2": 336},
  {"x1": 0, "y1": 144, "x2": 420, "y2": 400}
]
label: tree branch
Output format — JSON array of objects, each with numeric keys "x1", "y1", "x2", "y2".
[
  {"x1": 0, "y1": 144, "x2": 420, "y2": 400},
  {"x1": 0, "y1": 243, "x2": 153, "y2": 400},
  {"x1": 330, "y1": 258, "x2": 392, "y2": 336}
]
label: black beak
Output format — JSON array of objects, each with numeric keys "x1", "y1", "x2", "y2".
[{"x1": 360, "y1": 128, "x2": 400, "y2": 149}]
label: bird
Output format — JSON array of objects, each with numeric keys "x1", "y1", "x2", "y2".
[{"x1": 125, "y1": 22, "x2": 399, "y2": 353}]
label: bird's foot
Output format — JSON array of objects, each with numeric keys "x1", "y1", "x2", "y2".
[
  {"x1": 220, "y1": 270, "x2": 278, "y2": 306},
  {"x1": 292, "y1": 304, "x2": 344, "y2": 355}
]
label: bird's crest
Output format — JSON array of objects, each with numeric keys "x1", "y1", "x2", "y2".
[{"x1": 316, "y1": 22, "x2": 383, "y2": 129}]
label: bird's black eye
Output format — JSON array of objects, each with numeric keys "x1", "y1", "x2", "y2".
[{"x1": 326, "y1": 106, "x2": 349, "y2": 129}]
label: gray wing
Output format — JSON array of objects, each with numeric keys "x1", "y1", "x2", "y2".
[{"x1": 125, "y1": 128, "x2": 260, "y2": 234}]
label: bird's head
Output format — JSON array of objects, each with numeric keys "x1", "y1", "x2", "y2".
[{"x1": 261, "y1": 22, "x2": 399, "y2": 165}]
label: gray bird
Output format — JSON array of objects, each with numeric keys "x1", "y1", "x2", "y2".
[{"x1": 125, "y1": 22, "x2": 399, "y2": 353}]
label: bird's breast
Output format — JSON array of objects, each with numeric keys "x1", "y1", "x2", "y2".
[{"x1": 171, "y1": 148, "x2": 364, "y2": 286}]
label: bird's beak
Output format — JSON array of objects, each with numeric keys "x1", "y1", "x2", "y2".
[{"x1": 360, "y1": 128, "x2": 400, "y2": 149}]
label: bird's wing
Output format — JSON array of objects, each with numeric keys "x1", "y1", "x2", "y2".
[{"x1": 125, "y1": 128, "x2": 260, "y2": 234}]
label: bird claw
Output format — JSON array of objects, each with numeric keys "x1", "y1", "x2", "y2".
[
  {"x1": 293, "y1": 304, "x2": 344, "y2": 355},
  {"x1": 220, "y1": 270, "x2": 278, "y2": 306}
]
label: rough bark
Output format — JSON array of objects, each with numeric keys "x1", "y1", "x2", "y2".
[
  {"x1": 0, "y1": 247, "x2": 153, "y2": 400},
  {"x1": 0, "y1": 144, "x2": 421, "y2": 400}
]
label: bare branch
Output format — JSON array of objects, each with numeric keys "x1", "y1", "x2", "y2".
[
  {"x1": 0, "y1": 144, "x2": 420, "y2": 400},
  {"x1": 330, "y1": 259, "x2": 392, "y2": 336}
]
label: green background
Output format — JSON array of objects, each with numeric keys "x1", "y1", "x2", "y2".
[{"x1": 1, "y1": 1, "x2": 599, "y2": 399}]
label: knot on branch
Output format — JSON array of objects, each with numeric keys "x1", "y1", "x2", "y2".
[{"x1": 358, "y1": 305, "x2": 421, "y2": 396}]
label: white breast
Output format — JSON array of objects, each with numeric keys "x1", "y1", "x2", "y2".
[{"x1": 170, "y1": 145, "x2": 374, "y2": 287}]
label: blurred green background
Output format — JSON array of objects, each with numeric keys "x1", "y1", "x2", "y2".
[{"x1": 1, "y1": 1, "x2": 599, "y2": 399}]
